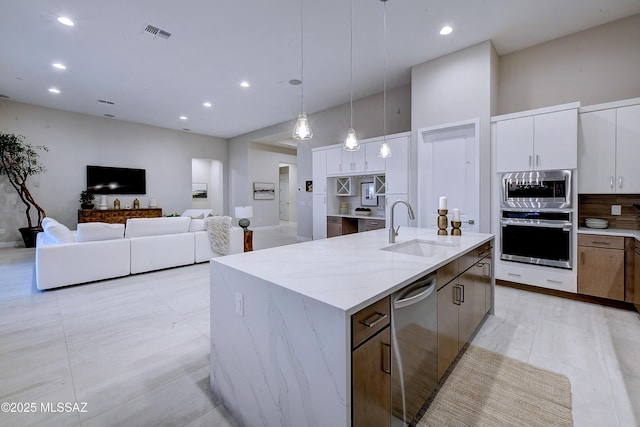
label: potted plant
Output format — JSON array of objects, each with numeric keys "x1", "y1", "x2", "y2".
[
  {"x1": 0, "y1": 132, "x2": 48, "y2": 247},
  {"x1": 79, "y1": 190, "x2": 95, "y2": 210}
]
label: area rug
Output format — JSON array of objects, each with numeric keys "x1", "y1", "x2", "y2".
[{"x1": 416, "y1": 345, "x2": 573, "y2": 427}]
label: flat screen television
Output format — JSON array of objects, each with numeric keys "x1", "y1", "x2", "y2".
[{"x1": 86, "y1": 165, "x2": 146, "y2": 195}]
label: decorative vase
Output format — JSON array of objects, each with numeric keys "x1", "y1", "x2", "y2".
[
  {"x1": 133, "y1": 198, "x2": 140, "y2": 209},
  {"x1": 19, "y1": 226, "x2": 42, "y2": 248},
  {"x1": 114, "y1": 198, "x2": 120, "y2": 209}
]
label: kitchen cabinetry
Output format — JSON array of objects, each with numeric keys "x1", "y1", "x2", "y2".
[
  {"x1": 312, "y1": 194, "x2": 327, "y2": 239},
  {"x1": 635, "y1": 240, "x2": 640, "y2": 311},
  {"x1": 579, "y1": 103, "x2": 640, "y2": 193},
  {"x1": 496, "y1": 107, "x2": 577, "y2": 173},
  {"x1": 436, "y1": 243, "x2": 492, "y2": 379},
  {"x1": 327, "y1": 216, "x2": 357, "y2": 238},
  {"x1": 312, "y1": 149, "x2": 327, "y2": 195},
  {"x1": 326, "y1": 140, "x2": 387, "y2": 176},
  {"x1": 577, "y1": 234, "x2": 625, "y2": 301},
  {"x1": 352, "y1": 297, "x2": 391, "y2": 427},
  {"x1": 358, "y1": 218, "x2": 385, "y2": 232}
]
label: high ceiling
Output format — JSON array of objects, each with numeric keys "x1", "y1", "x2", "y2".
[{"x1": 1, "y1": 0, "x2": 639, "y2": 139}]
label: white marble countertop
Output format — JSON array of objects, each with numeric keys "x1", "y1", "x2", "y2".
[
  {"x1": 577, "y1": 227, "x2": 640, "y2": 240},
  {"x1": 212, "y1": 227, "x2": 494, "y2": 314}
]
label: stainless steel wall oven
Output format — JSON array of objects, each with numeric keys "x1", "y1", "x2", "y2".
[{"x1": 500, "y1": 210, "x2": 572, "y2": 269}]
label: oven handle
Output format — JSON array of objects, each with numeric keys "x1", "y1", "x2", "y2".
[{"x1": 500, "y1": 219, "x2": 572, "y2": 229}]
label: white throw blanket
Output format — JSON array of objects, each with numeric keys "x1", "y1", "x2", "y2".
[{"x1": 204, "y1": 216, "x2": 232, "y2": 255}]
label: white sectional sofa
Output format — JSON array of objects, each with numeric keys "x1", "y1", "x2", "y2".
[{"x1": 35, "y1": 214, "x2": 243, "y2": 290}]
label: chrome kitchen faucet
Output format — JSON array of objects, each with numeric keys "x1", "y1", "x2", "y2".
[{"x1": 389, "y1": 200, "x2": 415, "y2": 243}]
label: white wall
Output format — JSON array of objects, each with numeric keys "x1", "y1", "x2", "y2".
[
  {"x1": 0, "y1": 100, "x2": 228, "y2": 245},
  {"x1": 229, "y1": 84, "x2": 411, "y2": 239},
  {"x1": 247, "y1": 143, "x2": 297, "y2": 227},
  {"x1": 498, "y1": 14, "x2": 640, "y2": 114},
  {"x1": 191, "y1": 158, "x2": 223, "y2": 215},
  {"x1": 411, "y1": 41, "x2": 497, "y2": 233}
]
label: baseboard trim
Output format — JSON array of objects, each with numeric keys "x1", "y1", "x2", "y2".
[
  {"x1": 0, "y1": 241, "x2": 22, "y2": 249},
  {"x1": 497, "y1": 279, "x2": 637, "y2": 311}
]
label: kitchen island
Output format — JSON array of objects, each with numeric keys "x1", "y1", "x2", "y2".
[{"x1": 209, "y1": 227, "x2": 494, "y2": 426}]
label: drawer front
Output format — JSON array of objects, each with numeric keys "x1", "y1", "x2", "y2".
[
  {"x1": 327, "y1": 216, "x2": 341, "y2": 224},
  {"x1": 352, "y1": 296, "x2": 390, "y2": 349},
  {"x1": 363, "y1": 219, "x2": 385, "y2": 230},
  {"x1": 578, "y1": 234, "x2": 624, "y2": 250},
  {"x1": 476, "y1": 242, "x2": 492, "y2": 261},
  {"x1": 437, "y1": 259, "x2": 458, "y2": 290}
]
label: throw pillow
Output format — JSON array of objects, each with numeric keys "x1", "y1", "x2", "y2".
[
  {"x1": 43, "y1": 219, "x2": 75, "y2": 244},
  {"x1": 76, "y1": 222, "x2": 125, "y2": 242}
]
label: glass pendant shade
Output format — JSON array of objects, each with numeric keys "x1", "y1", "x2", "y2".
[
  {"x1": 343, "y1": 128, "x2": 360, "y2": 151},
  {"x1": 378, "y1": 140, "x2": 392, "y2": 158},
  {"x1": 293, "y1": 112, "x2": 313, "y2": 140}
]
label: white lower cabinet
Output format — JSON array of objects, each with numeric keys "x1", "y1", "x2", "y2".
[
  {"x1": 312, "y1": 194, "x2": 327, "y2": 240},
  {"x1": 495, "y1": 260, "x2": 576, "y2": 293}
]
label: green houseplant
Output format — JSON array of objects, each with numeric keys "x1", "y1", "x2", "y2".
[
  {"x1": 79, "y1": 190, "x2": 95, "y2": 209},
  {"x1": 0, "y1": 132, "x2": 48, "y2": 247}
]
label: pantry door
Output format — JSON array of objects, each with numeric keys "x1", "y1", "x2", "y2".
[{"x1": 418, "y1": 120, "x2": 479, "y2": 233}]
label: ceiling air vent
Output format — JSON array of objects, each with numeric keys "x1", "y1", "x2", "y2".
[
  {"x1": 144, "y1": 24, "x2": 171, "y2": 40},
  {"x1": 98, "y1": 99, "x2": 114, "y2": 105}
]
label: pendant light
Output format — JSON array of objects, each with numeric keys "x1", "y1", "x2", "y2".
[
  {"x1": 293, "y1": 0, "x2": 313, "y2": 140},
  {"x1": 378, "y1": 0, "x2": 392, "y2": 158},
  {"x1": 343, "y1": 0, "x2": 359, "y2": 151}
]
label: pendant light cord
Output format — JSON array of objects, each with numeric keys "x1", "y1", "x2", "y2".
[
  {"x1": 300, "y1": 0, "x2": 305, "y2": 112},
  {"x1": 383, "y1": 0, "x2": 387, "y2": 139},
  {"x1": 349, "y1": 0, "x2": 354, "y2": 128}
]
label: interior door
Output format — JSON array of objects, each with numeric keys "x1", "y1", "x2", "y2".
[
  {"x1": 279, "y1": 169, "x2": 289, "y2": 221},
  {"x1": 418, "y1": 121, "x2": 479, "y2": 232}
]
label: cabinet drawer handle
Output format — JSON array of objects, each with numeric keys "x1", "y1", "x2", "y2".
[
  {"x1": 591, "y1": 241, "x2": 610, "y2": 245},
  {"x1": 360, "y1": 312, "x2": 388, "y2": 328},
  {"x1": 453, "y1": 286, "x2": 462, "y2": 305},
  {"x1": 618, "y1": 176, "x2": 623, "y2": 189},
  {"x1": 507, "y1": 272, "x2": 521, "y2": 277},
  {"x1": 609, "y1": 176, "x2": 614, "y2": 188},
  {"x1": 546, "y1": 279, "x2": 562, "y2": 284},
  {"x1": 460, "y1": 284, "x2": 465, "y2": 303},
  {"x1": 370, "y1": 221, "x2": 378, "y2": 225},
  {"x1": 528, "y1": 155, "x2": 532, "y2": 167},
  {"x1": 482, "y1": 263, "x2": 491, "y2": 277},
  {"x1": 536, "y1": 154, "x2": 540, "y2": 167},
  {"x1": 382, "y1": 342, "x2": 391, "y2": 375}
]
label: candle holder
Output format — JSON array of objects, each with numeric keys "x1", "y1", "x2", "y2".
[
  {"x1": 437, "y1": 209, "x2": 448, "y2": 235},
  {"x1": 451, "y1": 221, "x2": 462, "y2": 236}
]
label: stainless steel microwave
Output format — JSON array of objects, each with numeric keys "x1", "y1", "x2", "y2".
[{"x1": 501, "y1": 170, "x2": 572, "y2": 209}]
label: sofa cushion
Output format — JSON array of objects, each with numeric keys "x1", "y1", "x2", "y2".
[
  {"x1": 125, "y1": 216, "x2": 191, "y2": 238},
  {"x1": 181, "y1": 209, "x2": 213, "y2": 219},
  {"x1": 42, "y1": 217, "x2": 75, "y2": 244},
  {"x1": 189, "y1": 219, "x2": 206, "y2": 232},
  {"x1": 76, "y1": 222, "x2": 125, "y2": 242}
]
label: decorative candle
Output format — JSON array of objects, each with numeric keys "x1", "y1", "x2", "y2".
[
  {"x1": 439, "y1": 196, "x2": 447, "y2": 210},
  {"x1": 452, "y1": 208, "x2": 460, "y2": 221}
]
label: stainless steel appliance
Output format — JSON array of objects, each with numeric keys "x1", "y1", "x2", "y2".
[
  {"x1": 501, "y1": 210, "x2": 573, "y2": 269},
  {"x1": 501, "y1": 170, "x2": 572, "y2": 209},
  {"x1": 391, "y1": 272, "x2": 437, "y2": 425}
]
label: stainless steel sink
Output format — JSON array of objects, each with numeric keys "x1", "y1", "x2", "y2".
[{"x1": 380, "y1": 238, "x2": 457, "y2": 258}]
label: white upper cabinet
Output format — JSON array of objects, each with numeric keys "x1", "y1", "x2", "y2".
[
  {"x1": 578, "y1": 109, "x2": 617, "y2": 193},
  {"x1": 615, "y1": 104, "x2": 640, "y2": 193},
  {"x1": 326, "y1": 147, "x2": 343, "y2": 176},
  {"x1": 326, "y1": 140, "x2": 387, "y2": 176},
  {"x1": 312, "y1": 149, "x2": 327, "y2": 195},
  {"x1": 496, "y1": 107, "x2": 578, "y2": 173},
  {"x1": 385, "y1": 135, "x2": 409, "y2": 194},
  {"x1": 580, "y1": 103, "x2": 640, "y2": 193}
]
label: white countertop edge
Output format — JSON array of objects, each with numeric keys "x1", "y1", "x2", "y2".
[
  {"x1": 577, "y1": 227, "x2": 640, "y2": 240},
  {"x1": 328, "y1": 213, "x2": 385, "y2": 220}
]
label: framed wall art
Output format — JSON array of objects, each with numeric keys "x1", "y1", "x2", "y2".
[{"x1": 253, "y1": 182, "x2": 275, "y2": 200}]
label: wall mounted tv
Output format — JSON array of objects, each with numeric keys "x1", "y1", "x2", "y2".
[{"x1": 86, "y1": 165, "x2": 146, "y2": 195}]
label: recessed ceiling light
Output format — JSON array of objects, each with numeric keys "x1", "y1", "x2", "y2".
[
  {"x1": 48, "y1": 88, "x2": 61, "y2": 94},
  {"x1": 240, "y1": 81, "x2": 250, "y2": 88},
  {"x1": 440, "y1": 25, "x2": 453, "y2": 36},
  {"x1": 57, "y1": 17, "x2": 74, "y2": 26},
  {"x1": 52, "y1": 63, "x2": 66, "y2": 70},
  {"x1": 203, "y1": 102, "x2": 212, "y2": 108},
  {"x1": 179, "y1": 116, "x2": 187, "y2": 120}
]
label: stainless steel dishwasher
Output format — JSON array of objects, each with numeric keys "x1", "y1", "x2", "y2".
[{"x1": 391, "y1": 272, "x2": 438, "y2": 426}]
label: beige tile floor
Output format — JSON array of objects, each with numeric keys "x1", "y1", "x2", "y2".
[{"x1": 1, "y1": 222, "x2": 639, "y2": 426}]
